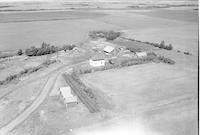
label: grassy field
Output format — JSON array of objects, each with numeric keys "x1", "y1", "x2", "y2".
[{"x1": 80, "y1": 52, "x2": 198, "y2": 135}]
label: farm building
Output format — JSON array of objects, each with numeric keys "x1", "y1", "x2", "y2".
[
  {"x1": 136, "y1": 52, "x2": 147, "y2": 58},
  {"x1": 59, "y1": 87, "x2": 78, "y2": 107},
  {"x1": 103, "y1": 45, "x2": 115, "y2": 53},
  {"x1": 89, "y1": 54, "x2": 106, "y2": 67}
]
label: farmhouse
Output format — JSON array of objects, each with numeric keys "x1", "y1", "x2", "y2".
[
  {"x1": 136, "y1": 52, "x2": 147, "y2": 58},
  {"x1": 59, "y1": 87, "x2": 78, "y2": 107},
  {"x1": 89, "y1": 54, "x2": 105, "y2": 67}
]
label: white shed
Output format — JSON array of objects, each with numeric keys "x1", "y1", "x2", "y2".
[
  {"x1": 136, "y1": 52, "x2": 147, "y2": 58},
  {"x1": 103, "y1": 46, "x2": 114, "y2": 53},
  {"x1": 59, "y1": 87, "x2": 78, "y2": 107}
]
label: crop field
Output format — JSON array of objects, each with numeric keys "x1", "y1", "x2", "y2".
[
  {"x1": 133, "y1": 8, "x2": 198, "y2": 22},
  {"x1": 0, "y1": 7, "x2": 198, "y2": 56},
  {"x1": 0, "y1": 10, "x2": 119, "y2": 51},
  {"x1": 94, "y1": 7, "x2": 198, "y2": 55}
]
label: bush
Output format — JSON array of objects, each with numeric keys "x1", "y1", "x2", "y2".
[
  {"x1": 183, "y1": 52, "x2": 191, "y2": 55},
  {"x1": 73, "y1": 53, "x2": 175, "y2": 77},
  {"x1": 122, "y1": 37, "x2": 173, "y2": 51},
  {"x1": 0, "y1": 60, "x2": 57, "y2": 85},
  {"x1": 25, "y1": 46, "x2": 38, "y2": 56},
  {"x1": 0, "y1": 73, "x2": 19, "y2": 85},
  {"x1": 0, "y1": 66, "x2": 44, "y2": 85},
  {"x1": 158, "y1": 56, "x2": 175, "y2": 65},
  {"x1": 157, "y1": 41, "x2": 173, "y2": 50},
  {"x1": 25, "y1": 43, "x2": 58, "y2": 57},
  {"x1": 17, "y1": 49, "x2": 23, "y2": 55},
  {"x1": 159, "y1": 40, "x2": 165, "y2": 48},
  {"x1": 64, "y1": 73, "x2": 99, "y2": 112},
  {"x1": 105, "y1": 31, "x2": 121, "y2": 40},
  {"x1": 167, "y1": 44, "x2": 173, "y2": 50},
  {"x1": 89, "y1": 30, "x2": 121, "y2": 41},
  {"x1": 62, "y1": 44, "x2": 76, "y2": 52}
]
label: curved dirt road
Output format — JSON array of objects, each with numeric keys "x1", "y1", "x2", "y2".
[
  {"x1": 0, "y1": 73, "x2": 57, "y2": 135},
  {"x1": 0, "y1": 61, "x2": 85, "y2": 135}
]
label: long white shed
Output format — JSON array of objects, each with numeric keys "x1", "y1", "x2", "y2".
[
  {"x1": 136, "y1": 52, "x2": 147, "y2": 58},
  {"x1": 59, "y1": 87, "x2": 78, "y2": 107}
]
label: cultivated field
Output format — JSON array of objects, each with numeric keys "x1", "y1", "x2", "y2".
[{"x1": 0, "y1": 6, "x2": 198, "y2": 55}]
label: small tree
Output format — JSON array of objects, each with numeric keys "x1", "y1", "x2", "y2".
[
  {"x1": 17, "y1": 49, "x2": 23, "y2": 55},
  {"x1": 62, "y1": 44, "x2": 76, "y2": 52},
  {"x1": 160, "y1": 40, "x2": 165, "y2": 48},
  {"x1": 168, "y1": 44, "x2": 173, "y2": 50},
  {"x1": 25, "y1": 46, "x2": 38, "y2": 56}
]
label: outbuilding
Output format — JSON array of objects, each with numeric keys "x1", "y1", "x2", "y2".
[
  {"x1": 103, "y1": 45, "x2": 114, "y2": 53},
  {"x1": 59, "y1": 87, "x2": 78, "y2": 107},
  {"x1": 136, "y1": 52, "x2": 147, "y2": 58}
]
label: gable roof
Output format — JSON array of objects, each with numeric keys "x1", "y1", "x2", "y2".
[{"x1": 90, "y1": 53, "x2": 105, "y2": 61}]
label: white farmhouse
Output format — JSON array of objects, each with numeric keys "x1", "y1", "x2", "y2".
[
  {"x1": 89, "y1": 59, "x2": 105, "y2": 67},
  {"x1": 59, "y1": 87, "x2": 78, "y2": 107},
  {"x1": 136, "y1": 52, "x2": 147, "y2": 58},
  {"x1": 89, "y1": 55, "x2": 105, "y2": 67}
]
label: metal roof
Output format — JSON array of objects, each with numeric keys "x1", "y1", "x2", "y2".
[
  {"x1": 103, "y1": 45, "x2": 114, "y2": 53},
  {"x1": 90, "y1": 53, "x2": 106, "y2": 61},
  {"x1": 59, "y1": 87, "x2": 78, "y2": 103},
  {"x1": 59, "y1": 87, "x2": 73, "y2": 98}
]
